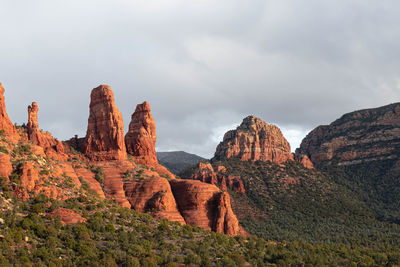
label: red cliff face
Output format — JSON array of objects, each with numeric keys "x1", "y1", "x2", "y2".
[
  {"x1": 125, "y1": 101, "x2": 158, "y2": 165},
  {"x1": 20, "y1": 162, "x2": 40, "y2": 193},
  {"x1": 213, "y1": 192, "x2": 240, "y2": 236},
  {"x1": 296, "y1": 103, "x2": 400, "y2": 166},
  {"x1": 124, "y1": 176, "x2": 186, "y2": 224},
  {"x1": 83, "y1": 85, "x2": 127, "y2": 161},
  {"x1": 94, "y1": 161, "x2": 134, "y2": 208},
  {"x1": 0, "y1": 153, "x2": 12, "y2": 182},
  {"x1": 0, "y1": 83, "x2": 19, "y2": 143},
  {"x1": 27, "y1": 102, "x2": 66, "y2": 160},
  {"x1": 170, "y1": 179, "x2": 240, "y2": 236},
  {"x1": 190, "y1": 162, "x2": 245, "y2": 194},
  {"x1": 295, "y1": 154, "x2": 314, "y2": 169},
  {"x1": 214, "y1": 116, "x2": 294, "y2": 164}
]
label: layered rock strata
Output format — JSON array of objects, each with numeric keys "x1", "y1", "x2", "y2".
[
  {"x1": 296, "y1": 103, "x2": 400, "y2": 166},
  {"x1": 124, "y1": 176, "x2": 186, "y2": 224},
  {"x1": 125, "y1": 101, "x2": 158, "y2": 165},
  {"x1": 83, "y1": 85, "x2": 127, "y2": 161},
  {"x1": 0, "y1": 153, "x2": 12, "y2": 181},
  {"x1": 170, "y1": 179, "x2": 240, "y2": 235},
  {"x1": 0, "y1": 83, "x2": 19, "y2": 143},
  {"x1": 190, "y1": 162, "x2": 245, "y2": 194},
  {"x1": 214, "y1": 116, "x2": 294, "y2": 164}
]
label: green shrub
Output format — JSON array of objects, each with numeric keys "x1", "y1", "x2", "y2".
[{"x1": 0, "y1": 145, "x2": 8, "y2": 154}]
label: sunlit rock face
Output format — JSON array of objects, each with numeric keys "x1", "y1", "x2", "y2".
[
  {"x1": 83, "y1": 85, "x2": 127, "y2": 161},
  {"x1": 125, "y1": 101, "x2": 158, "y2": 165},
  {"x1": 214, "y1": 116, "x2": 293, "y2": 164},
  {"x1": 296, "y1": 102, "x2": 400, "y2": 166}
]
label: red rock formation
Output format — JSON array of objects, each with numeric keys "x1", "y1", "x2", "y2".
[
  {"x1": 296, "y1": 154, "x2": 314, "y2": 169},
  {"x1": 213, "y1": 192, "x2": 240, "y2": 236},
  {"x1": 124, "y1": 176, "x2": 186, "y2": 224},
  {"x1": 30, "y1": 145, "x2": 46, "y2": 157},
  {"x1": 216, "y1": 165, "x2": 227, "y2": 173},
  {"x1": 214, "y1": 116, "x2": 294, "y2": 163},
  {"x1": 75, "y1": 168, "x2": 106, "y2": 198},
  {"x1": 0, "y1": 153, "x2": 12, "y2": 181},
  {"x1": 94, "y1": 161, "x2": 134, "y2": 208},
  {"x1": 13, "y1": 185, "x2": 29, "y2": 200},
  {"x1": 0, "y1": 83, "x2": 19, "y2": 143},
  {"x1": 225, "y1": 176, "x2": 245, "y2": 194},
  {"x1": 170, "y1": 179, "x2": 240, "y2": 236},
  {"x1": 296, "y1": 102, "x2": 400, "y2": 166},
  {"x1": 27, "y1": 102, "x2": 39, "y2": 132},
  {"x1": 51, "y1": 208, "x2": 86, "y2": 225},
  {"x1": 83, "y1": 85, "x2": 127, "y2": 161},
  {"x1": 125, "y1": 101, "x2": 158, "y2": 165},
  {"x1": 20, "y1": 162, "x2": 39, "y2": 192},
  {"x1": 190, "y1": 163, "x2": 245, "y2": 194},
  {"x1": 192, "y1": 162, "x2": 217, "y2": 184},
  {"x1": 58, "y1": 163, "x2": 82, "y2": 189},
  {"x1": 27, "y1": 102, "x2": 67, "y2": 160},
  {"x1": 34, "y1": 185, "x2": 64, "y2": 200}
]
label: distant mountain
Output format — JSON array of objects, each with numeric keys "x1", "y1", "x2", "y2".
[{"x1": 157, "y1": 151, "x2": 206, "y2": 174}]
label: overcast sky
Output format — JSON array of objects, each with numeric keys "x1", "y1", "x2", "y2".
[{"x1": 1, "y1": 0, "x2": 400, "y2": 158}]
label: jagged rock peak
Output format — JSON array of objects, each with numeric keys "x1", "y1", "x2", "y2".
[
  {"x1": 214, "y1": 115, "x2": 293, "y2": 163},
  {"x1": 27, "y1": 102, "x2": 39, "y2": 136},
  {"x1": 26, "y1": 102, "x2": 66, "y2": 160},
  {"x1": 125, "y1": 101, "x2": 158, "y2": 165},
  {"x1": 83, "y1": 85, "x2": 127, "y2": 161},
  {"x1": 0, "y1": 82, "x2": 19, "y2": 143}
]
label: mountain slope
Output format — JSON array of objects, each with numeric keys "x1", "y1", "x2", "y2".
[
  {"x1": 157, "y1": 151, "x2": 206, "y2": 174},
  {"x1": 183, "y1": 159, "x2": 400, "y2": 245},
  {"x1": 182, "y1": 112, "x2": 400, "y2": 246},
  {"x1": 297, "y1": 102, "x2": 400, "y2": 225}
]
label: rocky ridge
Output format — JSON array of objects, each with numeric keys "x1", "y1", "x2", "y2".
[{"x1": 296, "y1": 102, "x2": 400, "y2": 166}]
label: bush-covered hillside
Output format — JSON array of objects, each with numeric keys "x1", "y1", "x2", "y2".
[
  {"x1": 320, "y1": 158, "x2": 400, "y2": 225},
  {"x1": 209, "y1": 159, "x2": 400, "y2": 247},
  {"x1": 2, "y1": 192, "x2": 400, "y2": 266}
]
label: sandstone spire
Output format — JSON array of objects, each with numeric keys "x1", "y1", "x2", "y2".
[
  {"x1": 27, "y1": 102, "x2": 40, "y2": 143},
  {"x1": 125, "y1": 101, "x2": 158, "y2": 165},
  {"x1": 83, "y1": 85, "x2": 127, "y2": 161},
  {"x1": 0, "y1": 82, "x2": 19, "y2": 143},
  {"x1": 26, "y1": 102, "x2": 66, "y2": 158}
]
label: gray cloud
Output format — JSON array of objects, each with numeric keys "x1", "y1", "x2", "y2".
[{"x1": 1, "y1": 0, "x2": 400, "y2": 158}]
